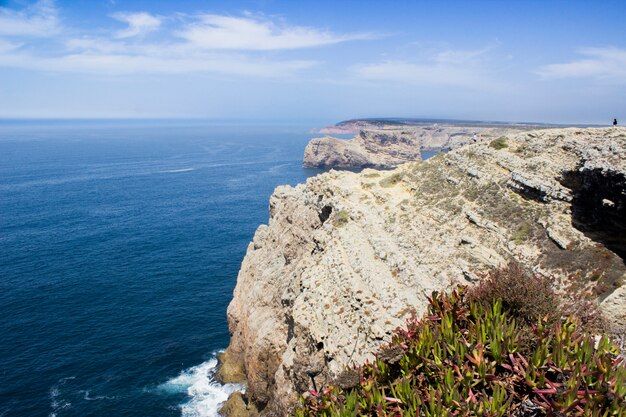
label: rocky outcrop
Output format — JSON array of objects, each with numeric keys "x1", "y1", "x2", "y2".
[
  {"x1": 224, "y1": 127, "x2": 626, "y2": 415},
  {"x1": 303, "y1": 125, "x2": 538, "y2": 168},
  {"x1": 303, "y1": 130, "x2": 421, "y2": 168}
]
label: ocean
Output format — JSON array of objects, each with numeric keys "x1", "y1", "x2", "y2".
[{"x1": 0, "y1": 121, "x2": 325, "y2": 417}]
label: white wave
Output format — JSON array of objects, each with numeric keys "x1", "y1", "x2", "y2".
[
  {"x1": 80, "y1": 390, "x2": 115, "y2": 401},
  {"x1": 49, "y1": 383, "x2": 72, "y2": 417},
  {"x1": 160, "y1": 356, "x2": 244, "y2": 417},
  {"x1": 266, "y1": 163, "x2": 290, "y2": 174},
  {"x1": 161, "y1": 168, "x2": 195, "y2": 173}
]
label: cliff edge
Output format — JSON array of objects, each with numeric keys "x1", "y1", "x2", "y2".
[{"x1": 224, "y1": 127, "x2": 626, "y2": 415}]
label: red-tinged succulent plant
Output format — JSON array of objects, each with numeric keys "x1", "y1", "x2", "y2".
[{"x1": 295, "y1": 285, "x2": 626, "y2": 417}]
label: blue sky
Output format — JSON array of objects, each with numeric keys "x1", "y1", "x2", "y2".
[{"x1": 0, "y1": 0, "x2": 624, "y2": 124}]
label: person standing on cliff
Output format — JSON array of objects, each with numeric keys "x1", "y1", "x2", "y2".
[{"x1": 614, "y1": 118, "x2": 618, "y2": 127}]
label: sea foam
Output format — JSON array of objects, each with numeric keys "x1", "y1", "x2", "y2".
[{"x1": 161, "y1": 355, "x2": 244, "y2": 417}]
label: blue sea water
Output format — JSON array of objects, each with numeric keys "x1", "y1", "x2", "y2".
[{"x1": 0, "y1": 121, "x2": 325, "y2": 417}]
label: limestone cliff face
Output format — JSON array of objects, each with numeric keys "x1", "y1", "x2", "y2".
[
  {"x1": 225, "y1": 128, "x2": 626, "y2": 415},
  {"x1": 303, "y1": 130, "x2": 421, "y2": 168},
  {"x1": 303, "y1": 125, "x2": 536, "y2": 168}
]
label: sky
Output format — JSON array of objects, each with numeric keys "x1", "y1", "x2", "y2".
[{"x1": 0, "y1": 0, "x2": 625, "y2": 124}]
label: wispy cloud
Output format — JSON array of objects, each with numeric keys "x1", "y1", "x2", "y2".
[
  {"x1": 0, "y1": 3, "x2": 370, "y2": 77},
  {"x1": 433, "y1": 44, "x2": 498, "y2": 65},
  {"x1": 351, "y1": 44, "x2": 505, "y2": 89},
  {"x1": 112, "y1": 12, "x2": 162, "y2": 39},
  {"x1": 538, "y1": 47, "x2": 626, "y2": 84},
  {"x1": 178, "y1": 14, "x2": 373, "y2": 50},
  {"x1": 0, "y1": 0, "x2": 59, "y2": 37},
  {"x1": 0, "y1": 49, "x2": 315, "y2": 76}
]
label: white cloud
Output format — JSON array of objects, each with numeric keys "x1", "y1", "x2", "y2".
[
  {"x1": 0, "y1": 5, "x2": 370, "y2": 77},
  {"x1": 178, "y1": 14, "x2": 372, "y2": 50},
  {"x1": 538, "y1": 47, "x2": 626, "y2": 83},
  {"x1": 0, "y1": 0, "x2": 59, "y2": 37},
  {"x1": 112, "y1": 12, "x2": 162, "y2": 38}
]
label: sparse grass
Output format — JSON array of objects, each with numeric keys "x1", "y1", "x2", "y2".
[
  {"x1": 379, "y1": 172, "x2": 404, "y2": 188},
  {"x1": 511, "y1": 221, "x2": 532, "y2": 244},
  {"x1": 333, "y1": 210, "x2": 350, "y2": 227},
  {"x1": 429, "y1": 152, "x2": 446, "y2": 162},
  {"x1": 462, "y1": 184, "x2": 481, "y2": 202},
  {"x1": 437, "y1": 198, "x2": 462, "y2": 215},
  {"x1": 489, "y1": 137, "x2": 509, "y2": 150},
  {"x1": 363, "y1": 172, "x2": 381, "y2": 178},
  {"x1": 539, "y1": 241, "x2": 625, "y2": 298}
]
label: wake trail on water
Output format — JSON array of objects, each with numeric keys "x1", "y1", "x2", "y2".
[{"x1": 160, "y1": 354, "x2": 244, "y2": 417}]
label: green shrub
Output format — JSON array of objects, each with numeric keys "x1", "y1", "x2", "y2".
[
  {"x1": 295, "y1": 285, "x2": 624, "y2": 417},
  {"x1": 379, "y1": 172, "x2": 404, "y2": 188},
  {"x1": 333, "y1": 210, "x2": 350, "y2": 227},
  {"x1": 489, "y1": 137, "x2": 509, "y2": 150}
]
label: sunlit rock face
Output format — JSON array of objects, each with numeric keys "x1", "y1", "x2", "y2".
[{"x1": 224, "y1": 127, "x2": 626, "y2": 415}]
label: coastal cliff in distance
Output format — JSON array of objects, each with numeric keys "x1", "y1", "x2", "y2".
[
  {"x1": 303, "y1": 121, "x2": 543, "y2": 168},
  {"x1": 222, "y1": 127, "x2": 626, "y2": 416}
]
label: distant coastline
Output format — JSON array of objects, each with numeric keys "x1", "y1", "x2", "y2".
[{"x1": 311, "y1": 117, "x2": 605, "y2": 134}]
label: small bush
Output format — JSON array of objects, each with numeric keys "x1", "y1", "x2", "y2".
[
  {"x1": 470, "y1": 262, "x2": 558, "y2": 325},
  {"x1": 296, "y1": 286, "x2": 626, "y2": 417},
  {"x1": 470, "y1": 262, "x2": 605, "y2": 334},
  {"x1": 489, "y1": 137, "x2": 509, "y2": 150},
  {"x1": 560, "y1": 291, "x2": 607, "y2": 334}
]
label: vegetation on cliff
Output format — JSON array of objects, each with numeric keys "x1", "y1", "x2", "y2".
[{"x1": 296, "y1": 266, "x2": 625, "y2": 417}]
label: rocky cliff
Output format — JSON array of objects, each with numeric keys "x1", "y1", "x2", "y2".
[
  {"x1": 303, "y1": 130, "x2": 420, "y2": 168},
  {"x1": 222, "y1": 127, "x2": 626, "y2": 416},
  {"x1": 303, "y1": 125, "x2": 537, "y2": 168}
]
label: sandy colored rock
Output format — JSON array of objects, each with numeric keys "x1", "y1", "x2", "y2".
[
  {"x1": 219, "y1": 392, "x2": 259, "y2": 417},
  {"x1": 227, "y1": 127, "x2": 626, "y2": 415},
  {"x1": 216, "y1": 349, "x2": 246, "y2": 384}
]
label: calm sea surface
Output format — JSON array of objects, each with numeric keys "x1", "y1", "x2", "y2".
[{"x1": 0, "y1": 121, "x2": 325, "y2": 417}]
